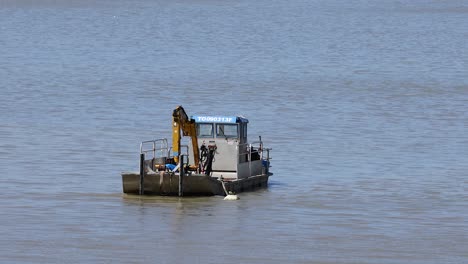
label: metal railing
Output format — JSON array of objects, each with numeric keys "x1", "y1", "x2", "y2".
[
  {"x1": 140, "y1": 138, "x2": 169, "y2": 160},
  {"x1": 168, "y1": 145, "x2": 190, "y2": 166},
  {"x1": 239, "y1": 141, "x2": 271, "y2": 161},
  {"x1": 238, "y1": 140, "x2": 272, "y2": 176}
]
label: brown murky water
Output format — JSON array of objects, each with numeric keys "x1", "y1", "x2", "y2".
[{"x1": 1, "y1": 0, "x2": 467, "y2": 263}]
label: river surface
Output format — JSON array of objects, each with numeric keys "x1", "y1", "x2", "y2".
[{"x1": 1, "y1": 0, "x2": 468, "y2": 263}]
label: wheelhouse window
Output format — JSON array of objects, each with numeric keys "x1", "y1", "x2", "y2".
[
  {"x1": 216, "y1": 124, "x2": 238, "y2": 138},
  {"x1": 197, "y1": 123, "x2": 214, "y2": 138}
]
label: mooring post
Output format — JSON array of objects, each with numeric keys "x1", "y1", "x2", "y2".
[
  {"x1": 139, "y1": 153, "x2": 145, "y2": 195},
  {"x1": 178, "y1": 155, "x2": 184, "y2": 197}
]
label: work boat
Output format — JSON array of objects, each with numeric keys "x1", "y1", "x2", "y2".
[{"x1": 121, "y1": 106, "x2": 272, "y2": 196}]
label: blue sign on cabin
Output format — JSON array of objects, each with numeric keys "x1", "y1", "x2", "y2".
[{"x1": 192, "y1": 116, "x2": 237, "y2": 124}]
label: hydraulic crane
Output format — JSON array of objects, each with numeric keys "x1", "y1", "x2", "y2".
[{"x1": 172, "y1": 105, "x2": 200, "y2": 171}]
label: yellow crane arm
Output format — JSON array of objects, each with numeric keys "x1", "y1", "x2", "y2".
[{"x1": 172, "y1": 106, "x2": 200, "y2": 170}]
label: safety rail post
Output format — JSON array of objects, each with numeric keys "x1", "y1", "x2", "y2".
[
  {"x1": 178, "y1": 155, "x2": 184, "y2": 197},
  {"x1": 139, "y1": 153, "x2": 145, "y2": 195},
  {"x1": 265, "y1": 148, "x2": 271, "y2": 174},
  {"x1": 248, "y1": 144, "x2": 252, "y2": 177}
]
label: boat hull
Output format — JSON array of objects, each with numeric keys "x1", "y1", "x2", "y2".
[{"x1": 121, "y1": 172, "x2": 270, "y2": 196}]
